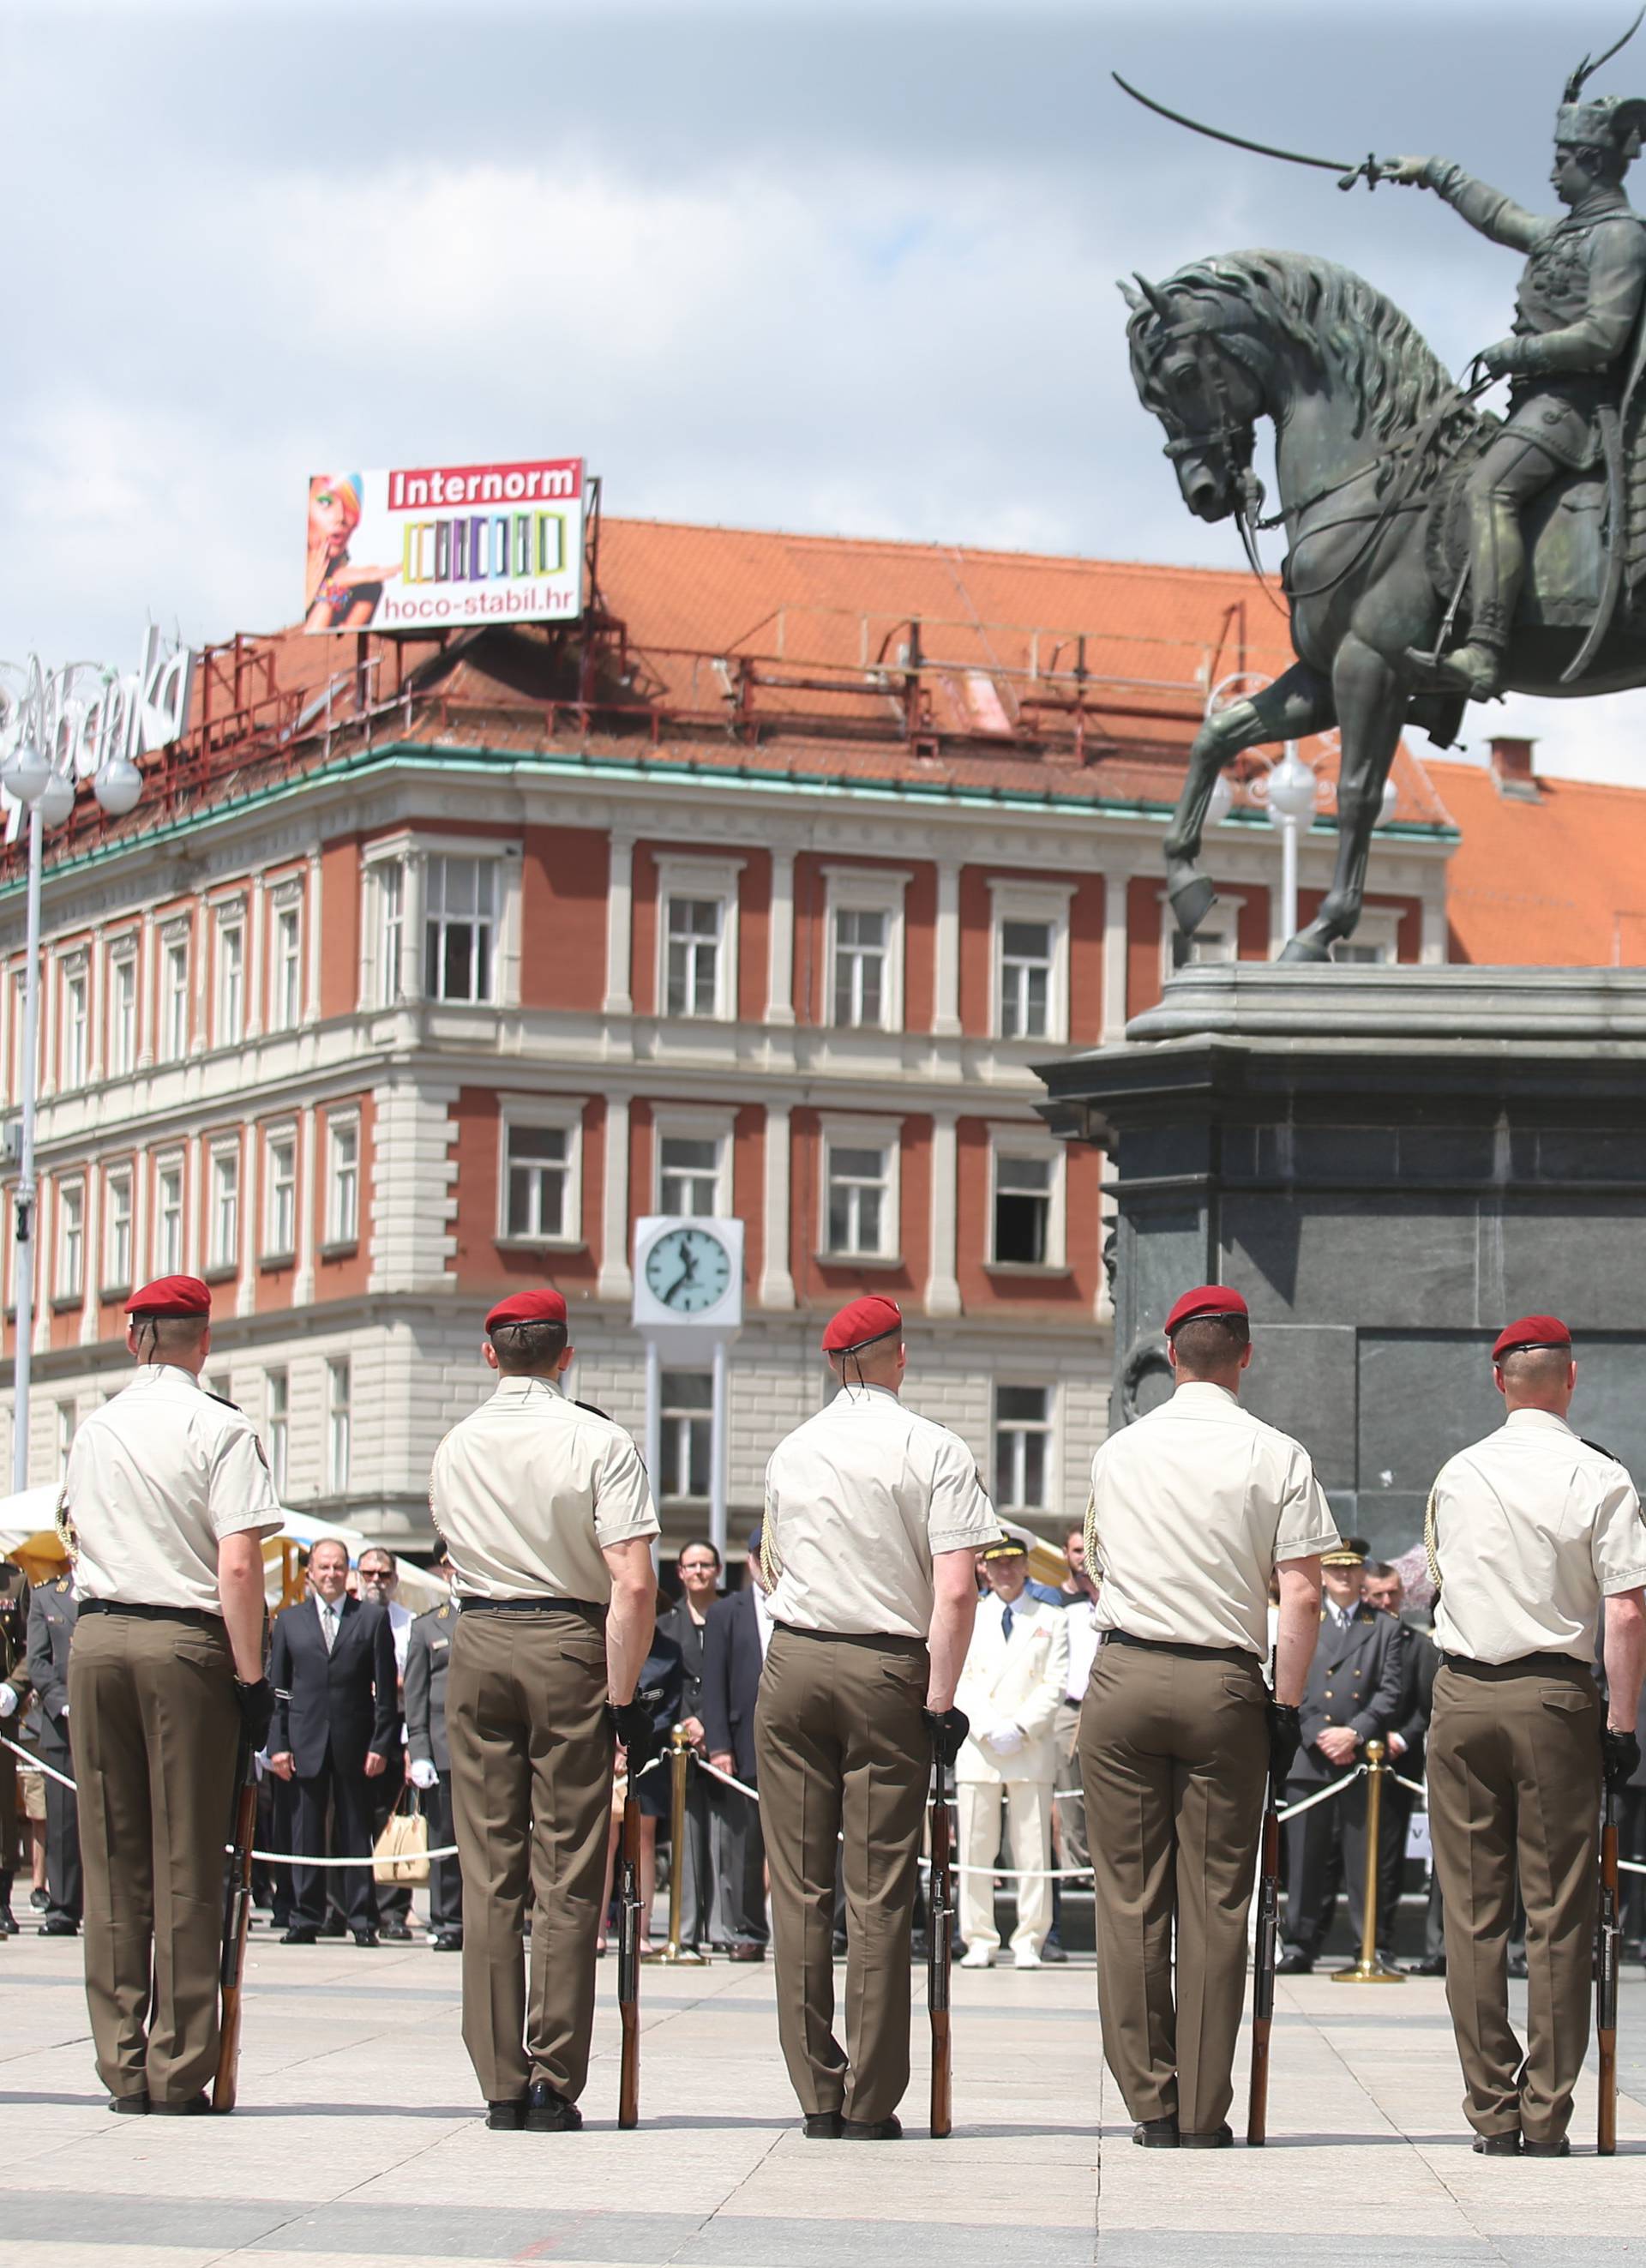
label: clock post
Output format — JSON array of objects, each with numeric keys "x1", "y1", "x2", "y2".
[{"x1": 631, "y1": 1216, "x2": 746, "y2": 1561}]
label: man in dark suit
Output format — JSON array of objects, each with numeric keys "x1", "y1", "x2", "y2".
[
  {"x1": 405, "y1": 1576, "x2": 462, "y2": 1952},
  {"x1": 25, "y1": 1573, "x2": 81, "y2": 1936},
  {"x1": 656, "y1": 1539, "x2": 719, "y2": 1950},
  {"x1": 267, "y1": 1538, "x2": 399, "y2": 1945},
  {"x1": 1278, "y1": 1537, "x2": 1406, "y2": 1974},
  {"x1": 1364, "y1": 1560, "x2": 1441, "y2": 1972},
  {"x1": 702, "y1": 1530, "x2": 770, "y2": 1961}
]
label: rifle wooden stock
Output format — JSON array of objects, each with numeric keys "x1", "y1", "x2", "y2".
[
  {"x1": 1599, "y1": 1786, "x2": 1619, "y2": 2157},
  {"x1": 928, "y1": 1742, "x2": 953, "y2": 2139},
  {"x1": 212, "y1": 1734, "x2": 258, "y2": 2115},
  {"x1": 616, "y1": 1790, "x2": 643, "y2": 2129},
  {"x1": 1247, "y1": 1777, "x2": 1282, "y2": 2147}
]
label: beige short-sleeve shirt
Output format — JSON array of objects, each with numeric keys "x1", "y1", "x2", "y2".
[
  {"x1": 1087, "y1": 1381, "x2": 1339, "y2": 1657},
  {"x1": 64, "y1": 1366, "x2": 284, "y2": 1615},
  {"x1": 763, "y1": 1385, "x2": 1000, "y2": 1638},
  {"x1": 1430, "y1": 1407, "x2": 1646, "y2": 1664},
  {"x1": 430, "y1": 1376, "x2": 658, "y2": 1603}
]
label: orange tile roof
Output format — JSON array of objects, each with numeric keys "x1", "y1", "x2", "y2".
[{"x1": 1426, "y1": 759, "x2": 1646, "y2": 966}]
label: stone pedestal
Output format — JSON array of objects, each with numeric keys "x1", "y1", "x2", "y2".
[{"x1": 1037, "y1": 966, "x2": 1646, "y2": 1553}]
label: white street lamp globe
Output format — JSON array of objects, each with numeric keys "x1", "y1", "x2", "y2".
[
  {"x1": 1378, "y1": 774, "x2": 1399, "y2": 827},
  {"x1": 1, "y1": 738, "x2": 51, "y2": 805},
  {"x1": 1205, "y1": 772, "x2": 1234, "y2": 825},
  {"x1": 93, "y1": 756, "x2": 144, "y2": 818},
  {"x1": 36, "y1": 770, "x2": 75, "y2": 829},
  {"x1": 1265, "y1": 747, "x2": 1319, "y2": 824}
]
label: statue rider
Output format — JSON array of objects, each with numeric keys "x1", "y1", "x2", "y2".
[{"x1": 1389, "y1": 91, "x2": 1646, "y2": 698}]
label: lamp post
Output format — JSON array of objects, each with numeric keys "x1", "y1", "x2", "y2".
[
  {"x1": 1261, "y1": 742, "x2": 1321, "y2": 947},
  {"x1": 1, "y1": 659, "x2": 145, "y2": 1492}
]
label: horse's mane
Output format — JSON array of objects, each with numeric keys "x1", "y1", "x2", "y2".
[{"x1": 1132, "y1": 250, "x2": 1466, "y2": 443}]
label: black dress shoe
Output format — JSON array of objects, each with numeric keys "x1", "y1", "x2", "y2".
[
  {"x1": 39, "y1": 1917, "x2": 78, "y2": 1936},
  {"x1": 1523, "y1": 2135, "x2": 1571, "y2": 2158},
  {"x1": 728, "y1": 1943, "x2": 766, "y2": 1962},
  {"x1": 29, "y1": 1887, "x2": 48, "y2": 1911},
  {"x1": 485, "y1": 2099, "x2": 526, "y2": 2131},
  {"x1": 107, "y1": 2091, "x2": 150, "y2": 2115},
  {"x1": 1132, "y1": 2117, "x2": 1180, "y2": 2149},
  {"x1": 1408, "y1": 1955, "x2": 1447, "y2": 1976},
  {"x1": 352, "y1": 1929, "x2": 380, "y2": 1947},
  {"x1": 281, "y1": 1926, "x2": 318, "y2": 1945},
  {"x1": 1040, "y1": 1938, "x2": 1068, "y2": 1964},
  {"x1": 0, "y1": 1909, "x2": 17, "y2": 1935},
  {"x1": 1472, "y1": 2132, "x2": 1521, "y2": 2156},
  {"x1": 842, "y1": 2114, "x2": 901, "y2": 2139},
  {"x1": 1180, "y1": 2123, "x2": 1234, "y2": 2151},
  {"x1": 150, "y1": 2093, "x2": 212, "y2": 2116},
  {"x1": 431, "y1": 1933, "x2": 463, "y2": 1952},
  {"x1": 381, "y1": 1921, "x2": 413, "y2": 1942},
  {"x1": 802, "y1": 2112, "x2": 843, "y2": 2139},
  {"x1": 525, "y1": 2080, "x2": 582, "y2": 2133},
  {"x1": 1275, "y1": 1950, "x2": 1313, "y2": 1976}
]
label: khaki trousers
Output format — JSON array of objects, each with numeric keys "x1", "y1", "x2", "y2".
[
  {"x1": 1427, "y1": 1656, "x2": 1601, "y2": 2145},
  {"x1": 956, "y1": 1778, "x2": 1053, "y2": 1956},
  {"x1": 754, "y1": 1627, "x2": 928, "y2": 2125},
  {"x1": 68, "y1": 1609, "x2": 239, "y2": 2105},
  {"x1": 1079, "y1": 1639, "x2": 1268, "y2": 2135},
  {"x1": 446, "y1": 1606, "x2": 612, "y2": 2105}
]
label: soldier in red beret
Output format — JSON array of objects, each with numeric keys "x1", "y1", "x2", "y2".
[
  {"x1": 754, "y1": 1295, "x2": 999, "y2": 2137},
  {"x1": 1079, "y1": 1283, "x2": 1337, "y2": 2148},
  {"x1": 1425, "y1": 1314, "x2": 1646, "y2": 2156},
  {"x1": 61, "y1": 1275, "x2": 284, "y2": 2111},
  {"x1": 429, "y1": 1285, "x2": 660, "y2": 2132}
]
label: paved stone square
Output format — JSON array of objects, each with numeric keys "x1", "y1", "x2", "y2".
[{"x1": 4, "y1": 1934, "x2": 1646, "y2": 2267}]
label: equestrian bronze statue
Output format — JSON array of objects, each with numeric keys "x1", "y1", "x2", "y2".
[{"x1": 1122, "y1": 43, "x2": 1646, "y2": 960}]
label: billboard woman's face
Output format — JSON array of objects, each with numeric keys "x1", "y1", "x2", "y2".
[{"x1": 309, "y1": 479, "x2": 359, "y2": 555}]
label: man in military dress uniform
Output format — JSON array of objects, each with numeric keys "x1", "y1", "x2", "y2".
[
  {"x1": 405, "y1": 1564, "x2": 463, "y2": 1952},
  {"x1": 61, "y1": 1276, "x2": 281, "y2": 2112},
  {"x1": 430, "y1": 1288, "x2": 659, "y2": 2131},
  {"x1": 755, "y1": 1296, "x2": 997, "y2": 2139},
  {"x1": 1427, "y1": 1313, "x2": 1646, "y2": 2156},
  {"x1": 1391, "y1": 89, "x2": 1646, "y2": 695},
  {"x1": 0, "y1": 1561, "x2": 33, "y2": 1934},
  {"x1": 1080, "y1": 1285, "x2": 1337, "y2": 2148},
  {"x1": 26, "y1": 1572, "x2": 81, "y2": 1936}
]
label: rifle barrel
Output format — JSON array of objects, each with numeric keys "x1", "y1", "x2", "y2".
[
  {"x1": 212, "y1": 1743, "x2": 258, "y2": 2115},
  {"x1": 617, "y1": 1793, "x2": 642, "y2": 2129},
  {"x1": 1247, "y1": 1784, "x2": 1281, "y2": 2147},
  {"x1": 1599, "y1": 1793, "x2": 1619, "y2": 2157},
  {"x1": 928, "y1": 1745, "x2": 953, "y2": 2139}
]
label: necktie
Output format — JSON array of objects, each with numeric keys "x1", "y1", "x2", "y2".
[
  {"x1": 1002, "y1": 1600, "x2": 1014, "y2": 1642},
  {"x1": 322, "y1": 1603, "x2": 337, "y2": 1653}
]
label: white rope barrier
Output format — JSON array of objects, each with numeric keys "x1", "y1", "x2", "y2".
[{"x1": 0, "y1": 1730, "x2": 77, "y2": 1794}]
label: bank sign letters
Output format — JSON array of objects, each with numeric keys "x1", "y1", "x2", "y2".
[
  {"x1": 0, "y1": 629, "x2": 196, "y2": 845},
  {"x1": 308, "y1": 457, "x2": 586, "y2": 634}
]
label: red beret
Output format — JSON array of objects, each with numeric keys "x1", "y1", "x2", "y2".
[
  {"x1": 1492, "y1": 1314, "x2": 1571, "y2": 1363},
  {"x1": 821, "y1": 1295, "x2": 903, "y2": 1355},
  {"x1": 1164, "y1": 1284, "x2": 1249, "y2": 1337},
  {"x1": 485, "y1": 1288, "x2": 568, "y2": 1332},
  {"x1": 127, "y1": 1274, "x2": 211, "y2": 1319}
]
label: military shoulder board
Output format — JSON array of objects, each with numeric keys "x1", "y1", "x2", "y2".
[
  {"x1": 574, "y1": 1398, "x2": 611, "y2": 1420},
  {"x1": 207, "y1": 1391, "x2": 243, "y2": 1412},
  {"x1": 1581, "y1": 1437, "x2": 1621, "y2": 1464}
]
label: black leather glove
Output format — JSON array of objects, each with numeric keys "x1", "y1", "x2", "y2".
[
  {"x1": 607, "y1": 1699, "x2": 658, "y2": 1777},
  {"x1": 922, "y1": 1706, "x2": 970, "y2": 1769},
  {"x1": 1267, "y1": 1701, "x2": 1303, "y2": 1784},
  {"x1": 1602, "y1": 1724, "x2": 1640, "y2": 1792},
  {"x1": 234, "y1": 1676, "x2": 276, "y2": 1749}
]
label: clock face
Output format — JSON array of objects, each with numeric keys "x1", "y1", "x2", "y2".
[{"x1": 644, "y1": 1224, "x2": 734, "y2": 1315}]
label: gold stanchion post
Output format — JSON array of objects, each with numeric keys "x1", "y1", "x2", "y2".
[
  {"x1": 1331, "y1": 1739, "x2": 1405, "y2": 1983},
  {"x1": 645, "y1": 1724, "x2": 708, "y2": 1966}
]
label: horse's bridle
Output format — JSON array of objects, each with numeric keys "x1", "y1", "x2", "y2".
[{"x1": 1150, "y1": 320, "x2": 1273, "y2": 591}]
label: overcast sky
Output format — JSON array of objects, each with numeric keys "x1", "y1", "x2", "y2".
[{"x1": 5, "y1": 0, "x2": 1645, "y2": 781}]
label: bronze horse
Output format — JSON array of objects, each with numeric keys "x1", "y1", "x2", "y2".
[{"x1": 1125, "y1": 250, "x2": 1646, "y2": 960}]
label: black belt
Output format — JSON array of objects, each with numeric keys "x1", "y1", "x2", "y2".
[
  {"x1": 770, "y1": 1623, "x2": 927, "y2": 1653},
  {"x1": 1102, "y1": 1629, "x2": 1251, "y2": 1663},
  {"x1": 79, "y1": 1601, "x2": 224, "y2": 1633},
  {"x1": 1440, "y1": 1651, "x2": 1589, "y2": 1675},
  {"x1": 460, "y1": 1596, "x2": 603, "y2": 1623}
]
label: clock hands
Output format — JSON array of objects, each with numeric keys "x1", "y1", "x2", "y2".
[{"x1": 664, "y1": 1241, "x2": 700, "y2": 1306}]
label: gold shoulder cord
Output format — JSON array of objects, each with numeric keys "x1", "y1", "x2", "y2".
[
  {"x1": 1423, "y1": 1482, "x2": 1441, "y2": 1601},
  {"x1": 759, "y1": 1494, "x2": 783, "y2": 1592},
  {"x1": 1081, "y1": 1483, "x2": 1100, "y2": 1583},
  {"x1": 54, "y1": 1487, "x2": 78, "y2": 1568}
]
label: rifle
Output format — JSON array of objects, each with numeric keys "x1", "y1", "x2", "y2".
[
  {"x1": 928, "y1": 1736, "x2": 953, "y2": 2139},
  {"x1": 616, "y1": 1784, "x2": 643, "y2": 2128},
  {"x1": 1247, "y1": 1770, "x2": 1283, "y2": 2146},
  {"x1": 212, "y1": 1725, "x2": 259, "y2": 2114},
  {"x1": 1599, "y1": 1783, "x2": 1620, "y2": 2157}
]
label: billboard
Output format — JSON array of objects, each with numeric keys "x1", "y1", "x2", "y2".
[{"x1": 304, "y1": 458, "x2": 585, "y2": 634}]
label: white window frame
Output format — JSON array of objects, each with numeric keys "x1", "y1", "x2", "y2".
[
  {"x1": 988, "y1": 1131, "x2": 1068, "y2": 1270},
  {"x1": 1331, "y1": 908, "x2": 1403, "y2": 966},
  {"x1": 496, "y1": 1099, "x2": 585, "y2": 1248},
  {"x1": 56, "y1": 1178, "x2": 86, "y2": 1303},
  {"x1": 823, "y1": 866, "x2": 909, "y2": 1033},
  {"x1": 994, "y1": 1381, "x2": 1055, "y2": 1514},
  {"x1": 360, "y1": 844, "x2": 407, "y2": 1009},
  {"x1": 102, "y1": 1163, "x2": 133, "y2": 1290},
  {"x1": 58, "y1": 956, "x2": 89, "y2": 1090},
  {"x1": 989, "y1": 880, "x2": 1075, "y2": 1044},
  {"x1": 154, "y1": 1151, "x2": 185, "y2": 1274},
  {"x1": 106, "y1": 938, "x2": 138, "y2": 1078},
  {"x1": 207, "y1": 1140, "x2": 240, "y2": 1273},
  {"x1": 263, "y1": 1122, "x2": 297, "y2": 1260},
  {"x1": 818, "y1": 1116, "x2": 902, "y2": 1262},
  {"x1": 161, "y1": 927, "x2": 191, "y2": 1062},
  {"x1": 213, "y1": 904, "x2": 246, "y2": 1048},
  {"x1": 1159, "y1": 887, "x2": 1246, "y2": 982},
  {"x1": 325, "y1": 1110, "x2": 361, "y2": 1248},
  {"x1": 424, "y1": 850, "x2": 502, "y2": 1006},
  {"x1": 268, "y1": 887, "x2": 303, "y2": 1031},
  {"x1": 652, "y1": 1108, "x2": 734, "y2": 1218},
  {"x1": 56, "y1": 1399, "x2": 76, "y2": 1483},
  {"x1": 265, "y1": 1368, "x2": 290, "y2": 1501},
  {"x1": 327, "y1": 1357, "x2": 351, "y2": 1493},
  {"x1": 658, "y1": 1369, "x2": 713, "y2": 1501},
  {"x1": 655, "y1": 855, "x2": 743, "y2": 1025}
]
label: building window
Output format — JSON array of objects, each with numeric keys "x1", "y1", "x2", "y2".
[
  {"x1": 213, "y1": 913, "x2": 244, "y2": 1046},
  {"x1": 824, "y1": 868, "x2": 908, "y2": 1031},
  {"x1": 374, "y1": 860, "x2": 405, "y2": 1007},
  {"x1": 272, "y1": 900, "x2": 303, "y2": 1029},
  {"x1": 264, "y1": 1129, "x2": 297, "y2": 1258},
  {"x1": 659, "y1": 1371, "x2": 712, "y2": 1500},
  {"x1": 107, "y1": 946, "x2": 137, "y2": 1076},
  {"x1": 103, "y1": 1165, "x2": 132, "y2": 1288},
  {"x1": 999, "y1": 919, "x2": 1054, "y2": 1039},
  {"x1": 658, "y1": 1133, "x2": 724, "y2": 1217},
  {"x1": 209, "y1": 1146, "x2": 239, "y2": 1272},
  {"x1": 832, "y1": 908, "x2": 887, "y2": 1028},
  {"x1": 503, "y1": 1120, "x2": 574, "y2": 1242},
  {"x1": 57, "y1": 1182, "x2": 85, "y2": 1302},
  {"x1": 664, "y1": 896, "x2": 722, "y2": 1018},
  {"x1": 994, "y1": 1384, "x2": 1052, "y2": 1512},
  {"x1": 56, "y1": 1400, "x2": 76, "y2": 1483},
  {"x1": 162, "y1": 935, "x2": 190, "y2": 1060},
  {"x1": 824, "y1": 1134, "x2": 896, "y2": 1258},
  {"x1": 1168, "y1": 921, "x2": 1237, "y2": 972},
  {"x1": 156, "y1": 1157, "x2": 184, "y2": 1272},
  {"x1": 424, "y1": 855, "x2": 496, "y2": 1003},
  {"x1": 327, "y1": 1116, "x2": 360, "y2": 1246},
  {"x1": 60, "y1": 963, "x2": 88, "y2": 1088},
  {"x1": 1330, "y1": 910, "x2": 1400, "y2": 966},
  {"x1": 993, "y1": 1152, "x2": 1054, "y2": 1267},
  {"x1": 327, "y1": 1358, "x2": 351, "y2": 1492},
  {"x1": 266, "y1": 1369, "x2": 289, "y2": 1500}
]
